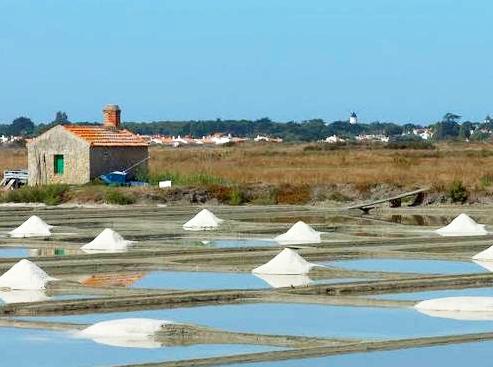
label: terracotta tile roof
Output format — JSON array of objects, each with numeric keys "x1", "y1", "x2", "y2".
[{"x1": 63, "y1": 125, "x2": 148, "y2": 147}]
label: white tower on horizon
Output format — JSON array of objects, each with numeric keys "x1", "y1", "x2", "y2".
[{"x1": 349, "y1": 112, "x2": 358, "y2": 125}]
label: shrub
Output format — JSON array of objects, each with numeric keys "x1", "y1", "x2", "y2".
[
  {"x1": 326, "y1": 191, "x2": 351, "y2": 202},
  {"x1": 386, "y1": 140, "x2": 435, "y2": 150},
  {"x1": 229, "y1": 186, "x2": 245, "y2": 205},
  {"x1": 391, "y1": 155, "x2": 414, "y2": 168},
  {"x1": 104, "y1": 189, "x2": 136, "y2": 205},
  {"x1": 480, "y1": 175, "x2": 493, "y2": 189},
  {"x1": 2, "y1": 184, "x2": 69, "y2": 205},
  {"x1": 249, "y1": 187, "x2": 278, "y2": 205},
  {"x1": 448, "y1": 180, "x2": 468, "y2": 203},
  {"x1": 207, "y1": 185, "x2": 231, "y2": 203},
  {"x1": 276, "y1": 184, "x2": 311, "y2": 204}
]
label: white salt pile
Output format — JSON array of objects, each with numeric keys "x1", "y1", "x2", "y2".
[
  {"x1": 415, "y1": 297, "x2": 493, "y2": 321},
  {"x1": 274, "y1": 221, "x2": 322, "y2": 245},
  {"x1": 80, "y1": 228, "x2": 132, "y2": 252},
  {"x1": 472, "y1": 244, "x2": 493, "y2": 261},
  {"x1": 0, "y1": 259, "x2": 55, "y2": 290},
  {"x1": 78, "y1": 318, "x2": 174, "y2": 348},
  {"x1": 9, "y1": 215, "x2": 53, "y2": 238},
  {"x1": 254, "y1": 273, "x2": 313, "y2": 288},
  {"x1": 435, "y1": 213, "x2": 488, "y2": 237},
  {"x1": 252, "y1": 248, "x2": 320, "y2": 275},
  {"x1": 183, "y1": 209, "x2": 224, "y2": 231},
  {"x1": 0, "y1": 290, "x2": 50, "y2": 304}
]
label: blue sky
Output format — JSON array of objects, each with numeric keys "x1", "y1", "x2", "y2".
[{"x1": 0, "y1": 0, "x2": 491, "y2": 124}]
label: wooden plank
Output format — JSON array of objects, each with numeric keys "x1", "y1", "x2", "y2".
[
  {"x1": 346, "y1": 188, "x2": 429, "y2": 210},
  {"x1": 2, "y1": 179, "x2": 15, "y2": 191}
]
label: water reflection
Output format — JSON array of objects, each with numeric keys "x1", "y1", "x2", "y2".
[
  {"x1": 227, "y1": 341, "x2": 493, "y2": 367},
  {"x1": 253, "y1": 274, "x2": 313, "y2": 288},
  {"x1": 416, "y1": 308, "x2": 493, "y2": 321},
  {"x1": 78, "y1": 272, "x2": 146, "y2": 288},
  {"x1": 0, "y1": 328, "x2": 275, "y2": 366},
  {"x1": 384, "y1": 214, "x2": 449, "y2": 226},
  {"x1": 323, "y1": 259, "x2": 485, "y2": 275}
]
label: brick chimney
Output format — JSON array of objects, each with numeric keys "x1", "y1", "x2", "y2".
[{"x1": 103, "y1": 104, "x2": 121, "y2": 129}]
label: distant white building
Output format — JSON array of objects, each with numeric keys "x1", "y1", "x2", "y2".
[
  {"x1": 324, "y1": 135, "x2": 345, "y2": 144},
  {"x1": 349, "y1": 112, "x2": 358, "y2": 125},
  {"x1": 254, "y1": 135, "x2": 283, "y2": 143},
  {"x1": 356, "y1": 134, "x2": 389, "y2": 143},
  {"x1": 212, "y1": 134, "x2": 232, "y2": 145},
  {"x1": 412, "y1": 129, "x2": 433, "y2": 140}
]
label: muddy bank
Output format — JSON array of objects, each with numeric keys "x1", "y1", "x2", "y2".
[{"x1": 2, "y1": 182, "x2": 491, "y2": 207}]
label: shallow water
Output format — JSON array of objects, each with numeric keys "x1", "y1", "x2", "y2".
[
  {"x1": 0, "y1": 327, "x2": 276, "y2": 367},
  {"x1": 0, "y1": 247, "x2": 77, "y2": 258},
  {"x1": 210, "y1": 239, "x2": 276, "y2": 248},
  {"x1": 81, "y1": 270, "x2": 365, "y2": 290},
  {"x1": 0, "y1": 247, "x2": 31, "y2": 258},
  {"x1": 228, "y1": 340, "x2": 493, "y2": 367},
  {"x1": 323, "y1": 258, "x2": 485, "y2": 274},
  {"x1": 373, "y1": 287, "x2": 493, "y2": 301},
  {"x1": 131, "y1": 271, "x2": 270, "y2": 290},
  {"x1": 30, "y1": 303, "x2": 493, "y2": 339}
]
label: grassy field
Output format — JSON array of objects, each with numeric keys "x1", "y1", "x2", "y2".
[
  {"x1": 0, "y1": 148, "x2": 27, "y2": 173},
  {"x1": 2, "y1": 142, "x2": 493, "y2": 204},
  {"x1": 148, "y1": 142, "x2": 493, "y2": 191}
]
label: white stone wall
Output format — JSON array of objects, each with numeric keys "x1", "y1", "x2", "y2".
[{"x1": 27, "y1": 125, "x2": 91, "y2": 186}]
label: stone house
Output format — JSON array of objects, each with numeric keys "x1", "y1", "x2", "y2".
[{"x1": 27, "y1": 105, "x2": 149, "y2": 186}]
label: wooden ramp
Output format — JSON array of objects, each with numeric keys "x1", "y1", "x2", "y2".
[{"x1": 345, "y1": 187, "x2": 429, "y2": 213}]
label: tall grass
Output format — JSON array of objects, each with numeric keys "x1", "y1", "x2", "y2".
[
  {"x1": 3, "y1": 143, "x2": 493, "y2": 201},
  {"x1": 149, "y1": 143, "x2": 493, "y2": 191},
  {"x1": 148, "y1": 170, "x2": 227, "y2": 186}
]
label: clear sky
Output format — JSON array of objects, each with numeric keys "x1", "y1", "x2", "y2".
[{"x1": 0, "y1": 0, "x2": 491, "y2": 124}]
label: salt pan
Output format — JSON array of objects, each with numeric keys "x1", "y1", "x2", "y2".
[
  {"x1": 274, "y1": 221, "x2": 322, "y2": 245},
  {"x1": 435, "y1": 213, "x2": 487, "y2": 237},
  {"x1": 78, "y1": 318, "x2": 174, "y2": 348},
  {"x1": 80, "y1": 228, "x2": 132, "y2": 252},
  {"x1": 254, "y1": 273, "x2": 313, "y2": 288},
  {"x1": 183, "y1": 209, "x2": 224, "y2": 231},
  {"x1": 0, "y1": 259, "x2": 55, "y2": 290},
  {"x1": 9, "y1": 215, "x2": 53, "y2": 238},
  {"x1": 415, "y1": 297, "x2": 493, "y2": 321},
  {"x1": 252, "y1": 248, "x2": 320, "y2": 275}
]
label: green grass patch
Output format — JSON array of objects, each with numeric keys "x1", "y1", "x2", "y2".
[
  {"x1": 104, "y1": 189, "x2": 137, "y2": 205},
  {"x1": 1, "y1": 184, "x2": 69, "y2": 205}
]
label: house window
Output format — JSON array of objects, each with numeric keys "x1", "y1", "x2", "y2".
[{"x1": 54, "y1": 154, "x2": 64, "y2": 175}]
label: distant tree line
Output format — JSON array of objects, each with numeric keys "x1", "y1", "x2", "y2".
[
  {"x1": 122, "y1": 118, "x2": 416, "y2": 142},
  {"x1": 1, "y1": 111, "x2": 493, "y2": 142}
]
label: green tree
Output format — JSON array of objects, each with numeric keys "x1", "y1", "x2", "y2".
[
  {"x1": 9, "y1": 117, "x2": 35, "y2": 136},
  {"x1": 443, "y1": 112, "x2": 461, "y2": 123},
  {"x1": 458, "y1": 121, "x2": 473, "y2": 140},
  {"x1": 52, "y1": 111, "x2": 69, "y2": 124}
]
